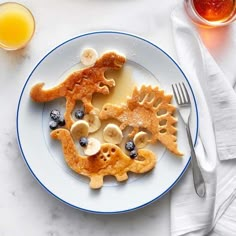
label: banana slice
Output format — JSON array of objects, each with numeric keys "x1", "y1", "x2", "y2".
[
  {"x1": 84, "y1": 138, "x2": 101, "y2": 156},
  {"x1": 70, "y1": 120, "x2": 89, "y2": 140},
  {"x1": 80, "y1": 48, "x2": 98, "y2": 66},
  {"x1": 84, "y1": 114, "x2": 101, "y2": 133},
  {"x1": 103, "y1": 124, "x2": 123, "y2": 144},
  {"x1": 133, "y1": 131, "x2": 149, "y2": 148}
]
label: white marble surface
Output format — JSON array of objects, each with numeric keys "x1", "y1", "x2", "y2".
[{"x1": 0, "y1": 0, "x2": 182, "y2": 235}]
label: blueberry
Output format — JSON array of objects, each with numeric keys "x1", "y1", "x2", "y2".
[
  {"x1": 49, "y1": 120, "x2": 58, "y2": 130},
  {"x1": 58, "y1": 116, "x2": 65, "y2": 126},
  {"x1": 125, "y1": 141, "x2": 135, "y2": 151},
  {"x1": 75, "y1": 109, "x2": 84, "y2": 119},
  {"x1": 130, "y1": 149, "x2": 138, "y2": 159},
  {"x1": 79, "y1": 137, "x2": 88, "y2": 147},
  {"x1": 50, "y1": 109, "x2": 61, "y2": 121}
]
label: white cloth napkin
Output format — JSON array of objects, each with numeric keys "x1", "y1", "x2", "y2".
[{"x1": 170, "y1": 5, "x2": 236, "y2": 236}]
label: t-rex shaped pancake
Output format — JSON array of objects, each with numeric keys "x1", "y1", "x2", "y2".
[
  {"x1": 99, "y1": 85, "x2": 183, "y2": 156},
  {"x1": 51, "y1": 129, "x2": 156, "y2": 189},
  {"x1": 30, "y1": 51, "x2": 126, "y2": 129}
]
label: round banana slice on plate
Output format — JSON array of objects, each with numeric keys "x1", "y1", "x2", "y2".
[
  {"x1": 103, "y1": 124, "x2": 123, "y2": 144},
  {"x1": 70, "y1": 120, "x2": 89, "y2": 140},
  {"x1": 80, "y1": 48, "x2": 98, "y2": 66},
  {"x1": 84, "y1": 114, "x2": 101, "y2": 133},
  {"x1": 133, "y1": 131, "x2": 149, "y2": 148},
  {"x1": 84, "y1": 138, "x2": 101, "y2": 156}
]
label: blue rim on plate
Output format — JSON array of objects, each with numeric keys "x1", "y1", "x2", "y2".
[{"x1": 16, "y1": 31, "x2": 199, "y2": 214}]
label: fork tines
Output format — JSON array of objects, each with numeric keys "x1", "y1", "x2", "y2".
[{"x1": 171, "y1": 82, "x2": 190, "y2": 105}]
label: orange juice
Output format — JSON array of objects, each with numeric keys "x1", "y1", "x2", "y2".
[{"x1": 0, "y1": 2, "x2": 35, "y2": 50}]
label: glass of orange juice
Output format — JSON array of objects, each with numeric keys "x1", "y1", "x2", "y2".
[
  {"x1": 0, "y1": 2, "x2": 35, "y2": 50},
  {"x1": 184, "y1": 0, "x2": 236, "y2": 27}
]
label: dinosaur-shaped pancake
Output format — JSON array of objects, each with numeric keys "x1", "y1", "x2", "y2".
[
  {"x1": 30, "y1": 51, "x2": 126, "y2": 129},
  {"x1": 51, "y1": 129, "x2": 156, "y2": 189},
  {"x1": 99, "y1": 85, "x2": 183, "y2": 156}
]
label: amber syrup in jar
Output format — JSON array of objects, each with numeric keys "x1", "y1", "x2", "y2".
[{"x1": 193, "y1": 0, "x2": 235, "y2": 22}]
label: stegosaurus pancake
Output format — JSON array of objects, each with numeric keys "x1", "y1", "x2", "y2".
[
  {"x1": 99, "y1": 85, "x2": 183, "y2": 156},
  {"x1": 30, "y1": 51, "x2": 126, "y2": 129},
  {"x1": 51, "y1": 129, "x2": 156, "y2": 189}
]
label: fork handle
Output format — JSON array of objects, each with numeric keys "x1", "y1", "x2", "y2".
[{"x1": 185, "y1": 125, "x2": 206, "y2": 198}]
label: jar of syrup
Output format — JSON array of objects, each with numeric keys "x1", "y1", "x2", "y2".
[{"x1": 184, "y1": 0, "x2": 236, "y2": 27}]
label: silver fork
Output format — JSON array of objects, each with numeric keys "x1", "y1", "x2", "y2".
[{"x1": 172, "y1": 82, "x2": 206, "y2": 198}]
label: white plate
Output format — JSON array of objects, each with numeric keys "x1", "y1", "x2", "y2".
[{"x1": 16, "y1": 31, "x2": 198, "y2": 214}]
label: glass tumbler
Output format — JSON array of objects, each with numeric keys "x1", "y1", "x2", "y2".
[{"x1": 0, "y1": 2, "x2": 35, "y2": 50}]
